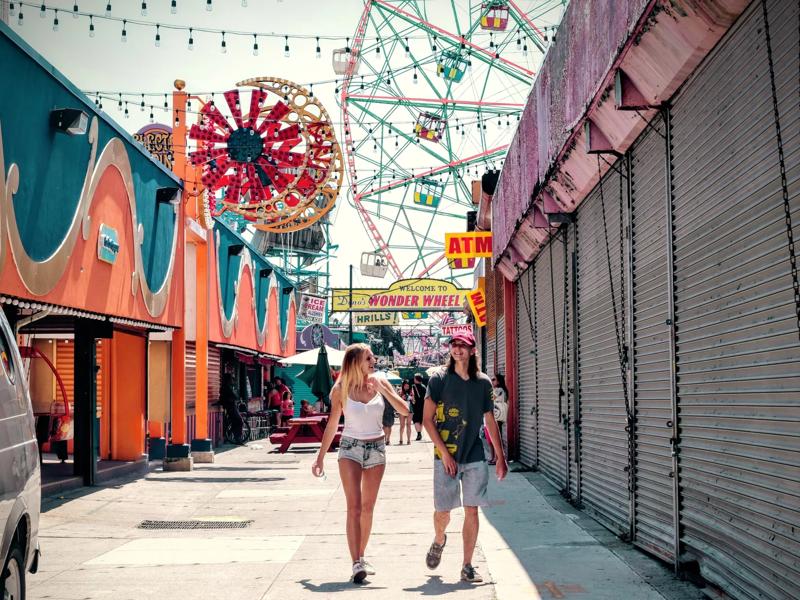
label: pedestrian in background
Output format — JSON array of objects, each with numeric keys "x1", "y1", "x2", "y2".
[
  {"x1": 411, "y1": 373, "x2": 426, "y2": 441},
  {"x1": 311, "y1": 343, "x2": 409, "y2": 584},
  {"x1": 487, "y1": 373, "x2": 509, "y2": 465},
  {"x1": 398, "y1": 379, "x2": 413, "y2": 444},
  {"x1": 280, "y1": 390, "x2": 295, "y2": 425},
  {"x1": 423, "y1": 332, "x2": 507, "y2": 583}
]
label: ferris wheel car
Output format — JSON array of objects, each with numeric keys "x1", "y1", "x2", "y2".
[
  {"x1": 480, "y1": 1, "x2": 510, "y2": 31},
  {"x1": 360, "y1": 252, "x2": 389, "y2": 278},
  {"x1": 413, "y1": 178, "x2": 444, "y2": 208},
  {"x1": 413, "y1": 112, "x2": 447, "y2": 143},
  {"x1": 0, "y1": 310, "x2": 41, "y2": 600}
]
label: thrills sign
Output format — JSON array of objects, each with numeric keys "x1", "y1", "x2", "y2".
[
  {"x1": 354, "y1": 312, "x2": 399, "y2": 326},
  {"x1": 331, "y1": 279, "x2": 468, "y2": 312},
  {"x1": 466, "y1": 288, "x2": 487, "y2": 327},
  {"x1": 445, "y1": 232, "x2": 492, "y2": 259}
]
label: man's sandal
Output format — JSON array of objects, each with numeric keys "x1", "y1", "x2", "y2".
[{"x1": 425, "y1": 534, "x2": 447, "y2": 569}]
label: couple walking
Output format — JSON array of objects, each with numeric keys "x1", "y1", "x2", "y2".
[{"x1": 311, "y1": 331, "x2": 508, "y2": 584}]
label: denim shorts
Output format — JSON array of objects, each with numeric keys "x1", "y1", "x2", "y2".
[
  {"x1": 338, "y1": 436, "x2": 386, "y2": 470},
  {"x1": 433, "y1": 459, "x2": 489, "y2": 511}
]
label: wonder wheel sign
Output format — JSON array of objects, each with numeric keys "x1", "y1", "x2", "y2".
[{"x1": 189, "y1": 77, "x2": 343, "y2": 233}]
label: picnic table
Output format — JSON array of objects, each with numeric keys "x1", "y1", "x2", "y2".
[{"x1": 269, "y1": 415, "x2": 342, "y2": 454}]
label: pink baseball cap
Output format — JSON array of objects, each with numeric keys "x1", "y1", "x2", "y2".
[{"x1": 449, "y1": 331, "x2": 476, "y2": 347}]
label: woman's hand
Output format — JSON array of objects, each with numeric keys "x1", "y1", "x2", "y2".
[{"x1": 311, "y1": 456, "x2": 325, "y2": 478}]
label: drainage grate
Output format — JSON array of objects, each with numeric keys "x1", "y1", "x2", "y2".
[{"x1": 138, "y1": 519, "x2": 253, "y2": 530}]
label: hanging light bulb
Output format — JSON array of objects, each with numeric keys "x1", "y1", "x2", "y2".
[
  {"x1": 432, "y1": 35, "x2": 437, "y2": 52},
  {"x1": 489, "y1": 32, "x2": 494, "y2": 49},
  {"x1": 140, "y1": 94, "x2": 145, "y2": 112},
  {"x1": 88, "y1": 15, "x2": 94, "y2": 37},
  {"x1": 284, "y1": 35, "x2": 290, "y2": 57},
  {"x1": 72, "y1": 3, "x2": 79, "y2": 18},
  {"x1": 170, "y1": 0, "x2": 177, "y2": 14},
  {"x1": 413, "y1": 66, "x2": 418, "y2": 84},
  {"x1": 206, "y1": 0, "x2": 212, "y2": 11},
  {"x1": 163, "y1": 94, "x2": 168, "y2": 112},
  {"x1": 221, "y1": 31, "x2": 227, "y2": 54},
  {"x1": 141, "y1": 1, "x2": 147, "y2": 16},
  {"x1": 252, "y1": 34, "x2": 259, "y2": 56},
  {"x1": 39, "y1": 4, "x2": 45, "y2": 18},
  {"x1": 345, "y1": 37, "x2": 351, "y2": 53},
  {"x1": 124, "y1": 102, "x2": 129, "y2": 118},
  {"x1": 52, "y1": 10, "x2": 59, "y2": 31},
  {"x1": 309, "y1": 84, "x2": 314, "y2": 98},
  {"x1": 154, "y1": 24, "x2": 160, "y2": 47},
  {"x1": 121, "y1": 19, "x2": 127, "y2": 42},
  {"x1": 404, "y1": 37, "x2": 410, "y2": 56},
  {"x1": 17, "y1": 5, "x2": 24, "y2": 25},
  {"x1": 105, "y1": 2, "x2": 111, "y2": 16},
  {"x1": 149, "y1": 107, "x2": 154, "y2": 123},
  {"x1": 9, "y1": 3, "x2": 15, "y2": 18},
  {"x1": 118, "y1": 94, "x2": 122, "y2": 110},
  {"x1": 188, "y1": 27, "x2": 194, "y2": 51},
  {"x1": 315, "y1": 37, "x2": 321, "y2": 59},
  {"x1": 375, "y1": 37, "x2": 380, "y2": 54}
]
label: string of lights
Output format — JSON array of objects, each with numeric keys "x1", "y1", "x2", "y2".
[{"x1": 2, "y1": 0, "x2": 559, "y2": 56}]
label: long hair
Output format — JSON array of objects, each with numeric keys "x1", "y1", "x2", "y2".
[
  {"x1": 446, "y1": 352, "x2": 479, "y2": 379},
  {"x1": 494, "y1": 372, "x2": 509, "y2": 397},
  {"x1": 339, "y1": 343, "x2": 371, "y2": 400},
  {"x1": 401, "y1": 379, "x2": 412, "y2": 395}
]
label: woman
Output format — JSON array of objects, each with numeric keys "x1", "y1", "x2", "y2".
[
  {"x1": 218, "y1": 373, "x2": 244, "y2": 443},
  {"x1": 280, "y1": 389, "x2": 295, "y2": 426},
  {"x1": 311, "y1": 343, "x2": 409, "y2": 583},
  {"x1": 398, "y1": 380, "x2": 413, "y2": 445},
  {"x1": 487, "y1": 373, "x2": 509, "y2": 464}
]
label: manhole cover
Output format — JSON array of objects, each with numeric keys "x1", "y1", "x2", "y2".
[{"x1": 138, "y1": 518, "x2": 253, "y2": 530}]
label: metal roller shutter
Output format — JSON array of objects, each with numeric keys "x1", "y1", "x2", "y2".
[
  {"x1": 671, "y1": 1, "x2": 800, "y2": 598},
  {"x1": 629, "y1": 115, "x2": 677, "y2": 562},
  {"x1": 208, "y1": 345, "x2": 221, "y2": 408},
  {"x1": 535, "y1": 236, "x2": 570, "y2": 491},
  {"x1": 496, "y1": 316, "x2": 506, "y2": 377},
  {"x1": 516, "y1": 264, "x2": 538, "y2": 467},
  {"x1": 576, "y1": 162, "x2": 630, "y2": 535},
  {"x1": 185, "y1": 341, "x2": 196, "y2": 410},
  {"x1": 567, "y1": 224, "x2": 579, "y2": 501}
]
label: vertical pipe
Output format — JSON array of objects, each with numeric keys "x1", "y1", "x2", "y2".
[
  {"x1": 624, "y1": 151, "x2": 637, "y2": 540},
  {"x1": 503, "y1": 276, "x2": 517, "y2": 461},
  {"x1": 195, "y1": 240, "x2": 209, "y2": 442},
  {"x1": 570, "y1": 225, "x2": 581, "y2": 504},
  {"x1": 348, "y1": 264, "x2": 354, "y2": 344},
  {"x1": 663, "y1": 104, "x2": 681, "y2": 573}
]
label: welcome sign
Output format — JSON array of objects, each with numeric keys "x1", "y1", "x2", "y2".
[{"x1": 331, "y1": 278, "x2": 468, "y2": 312}]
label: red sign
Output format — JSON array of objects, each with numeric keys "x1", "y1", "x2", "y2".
[
  {"x1": 445, "y1": 232, "x2": 493, "y2": 259},
  {"x1": 466, "y1": 289, "x2": 487, "y2": 327},
  {"x1": 441, "y1": 324, "x2": 473, "y2": 337}
]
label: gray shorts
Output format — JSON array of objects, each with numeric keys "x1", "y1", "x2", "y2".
[
  {"x1": 433, "y1": 459, "x2": 489, "y2": 511},
  {"x1": 338, "y1": 436, "x2": 386, "y2": 470}
]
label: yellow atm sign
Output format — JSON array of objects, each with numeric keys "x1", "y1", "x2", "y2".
[{"x1": 445, "y1": 232, "x2": 493, "y2": 259}]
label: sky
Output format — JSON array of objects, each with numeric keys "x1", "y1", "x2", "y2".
[{"x1": 1, "y1": 0, "x2": 564, "y2": 300}]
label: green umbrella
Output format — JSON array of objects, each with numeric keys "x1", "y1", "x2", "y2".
[{"x1": 310, "y1": 343, "x2": 334, "y2": 407}]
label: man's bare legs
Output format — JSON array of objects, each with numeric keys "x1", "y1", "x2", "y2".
[
  {"x1": 434, "y1": 510, "x2": 450, "y2": 546},
  {"x1": 462, "y1": 506, "x2": 479, "y2": 566}
]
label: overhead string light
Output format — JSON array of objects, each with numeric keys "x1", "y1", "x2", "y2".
[
  {"x1": 88, "y1": 15, "x2": 94, "y2": 36},
  {"x1": 105, "y1": 2, "x2": 111, "y2": 17},
  {"x1": 206, "y1": 0, "x2": 212, "y2": 12},
  {"x1": 52, "y1": 9, "x2": 58, "y2": 31},
  {"x1": 17, "y1": 3, "x2": 23, "y2": 25},
  {"x1": 284, "y1": 35, "x2": 290, "y2": 57},
  {"x1": 252, "y1": 34, "x2": 258, "y2": 56},
  {"x1": 120, "y1": 19, "x2": 126, "y2": 42},
  {"x1": 315, "y1": 36, "x2": 321, "y2": 59},
  {"x1": 154, "y1": 23, "x2": 160, "y2": 47},
  {"x1": 140, "y1": 1, "x2": 147, "y2": 16},
  {"x1": 170, "y1": 0, "x2": 176, "y2": 14},
  {"x1": 72, "y1": 3, "x2": 78, "y2": 18},
  {"x1": 220, "y1": 31, "x2": 226, "y2": 54},
  {"x1": 187, "y1": 27, "x2": 194, "y2": 50},
  {"x1": 39, "y1": 3, "x2": 45, "y2": 18}
]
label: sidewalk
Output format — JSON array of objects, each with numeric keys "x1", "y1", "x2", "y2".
[{"x1": 29, "y1": 426, "x2": 704, "y2": 600}]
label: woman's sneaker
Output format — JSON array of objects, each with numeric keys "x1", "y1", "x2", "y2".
[
  {"x1": 359, "y1": 557, "x2": 375, "y2": 575},
  {"x1": 460, "y1": 563, "x2": 483, "y2": 583},
  {"x1": 352, "y1": 560, "x2": 367, "y2": 583}
]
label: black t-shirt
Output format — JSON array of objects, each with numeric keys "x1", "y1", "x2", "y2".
[
  {"x1": 425, "y1": 369, "x2": 493, "y2": 464},
  {"x1": 412, "y1": 382, "x2": 426, "y2": 404}
]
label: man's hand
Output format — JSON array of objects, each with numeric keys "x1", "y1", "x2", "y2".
[
  {"x1": 495, "y1": 458, "x2": 508, "y2": 481},
  {"x1": 441, "y1": 453, "x2": 457, "y2": 477}
]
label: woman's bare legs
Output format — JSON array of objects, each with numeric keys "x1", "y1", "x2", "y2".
[
  {"x1": 404, "y1": 415, "x2": 412, "y2": 444},
  {"x1": 358, "y1": 463, "x2": 386, "y2": 557},
  {"x1": 339, "y1": 458, "x2": 364, "y2": 562}
]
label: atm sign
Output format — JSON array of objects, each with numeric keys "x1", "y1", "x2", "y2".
[{"x1": 445, "y1": 232, "x2": 492, "y2": 259}]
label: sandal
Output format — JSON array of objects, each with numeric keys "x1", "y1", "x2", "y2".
[{"x1": 426, "y1": 534, "x2": 447, "y2": 569}]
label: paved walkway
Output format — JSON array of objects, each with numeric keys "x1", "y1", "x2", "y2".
[{"x1": 29, "y1": 426, "x2": 704, "y2": 599}]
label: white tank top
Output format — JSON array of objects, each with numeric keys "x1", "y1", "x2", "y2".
[{"x1": 341, "y1": 392, "x2": 385, "y2": 440}]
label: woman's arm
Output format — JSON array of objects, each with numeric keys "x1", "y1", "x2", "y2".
[
  {"x1": 373, "y1": 377, "x2": 410, "y2": 416},
  {"x1": 311, "y1": 384, "x2": 344, "y2": 477}
]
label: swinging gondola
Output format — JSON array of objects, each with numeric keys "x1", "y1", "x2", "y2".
[
  {"x1": 414, "y1": 112, "x2": 447, "y2": 142},
  {"x1": 480, "y1": 1, "x2": 510, "y2": 31},
  {"x1": 437, "y1": 50, "x2": 469, "y2": 83},
  {"x1": 413, "y1": 178, "x2": 444, "y2": 207},
  {"x1": 360, "y1": 251, "x2": 389, "y2": 278}
]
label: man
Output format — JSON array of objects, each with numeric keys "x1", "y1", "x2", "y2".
[
  {"x1": 411, "y1": 373, "x2": 426, "y2": 441},
  {"x1": 422, "y1": 331, "x2": 508, "y2": 583}
]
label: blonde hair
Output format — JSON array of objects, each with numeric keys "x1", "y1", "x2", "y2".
[{"x1": 339, "y1": 343, "x2": 372, "y2": 401}]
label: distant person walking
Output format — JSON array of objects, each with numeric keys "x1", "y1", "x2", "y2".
[
  {"x1": 423, "y1": 331, "x2": 507, "y2": 583},
  {"x1": 487, "y1": 373, "x2": 509, "y2": 465},
  {"x1": 398, "y1": 380, "x2": 413, "y2": 444},
  {"x1": 311, "y1": 343, "x2": 409, "y2": 584},
  {"x1": 411, "y1": 373, "x2": 426, "y2": 441}
]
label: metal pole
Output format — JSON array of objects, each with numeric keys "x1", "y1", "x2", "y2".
[
  {"x1": 348, "y1": 264, "x2": 354, "y2": 344},
  {"x1": 663, "y1": 104, "x2": 682, "y2": 574},
  {"x1": 624, "y1": 150, "x2": 637, "y2": 541}
]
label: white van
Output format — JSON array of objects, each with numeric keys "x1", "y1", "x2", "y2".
[{"x1": 0, "y1": 310, "x2": 40, "y2": 599}]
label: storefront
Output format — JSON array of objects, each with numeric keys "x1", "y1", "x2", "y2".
[
  {"x1": 0, "y1": 24, "x2": 184, "y2": 487},
  {"x1": 488, "y1": 1, "x2": 798, "y2": 598}
]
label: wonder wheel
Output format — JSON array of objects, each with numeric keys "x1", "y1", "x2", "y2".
[
  {"x1": 339, "y1": 0, "x2": 561, "y2": 284},
  {"x1": 189, "y1": 77, "x2": 342, "y2": 233}
]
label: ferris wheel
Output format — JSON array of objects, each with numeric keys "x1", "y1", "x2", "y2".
[{"x1": 338, "y1": 0, "x2": 560, "y2": 284}]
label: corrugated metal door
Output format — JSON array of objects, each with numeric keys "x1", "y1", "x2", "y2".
[
  {"x1": 535, "y1": 236, "x2": 570, "y2": 490},
  {"x1": 55, "y1": 340, "x2": 74, "y2": 406},
  {"x1": 671, "y1": 1, "x2": 800, "y2": 598},
  {"x1": 630, "y1": 116, "x2": 676, "y2": 561},
  {"x1": 576, "y1": 162, "x2": 630, "y2": 535},
  {"x1": 185, "y1": 341, "x2": 196, "y2": 410},
  {"x1": 516, "y1": 264, "x2": 538, "y2": 467},
  {"x1": 207, "y1": 345, "x2": 222, "y2": 444}
]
